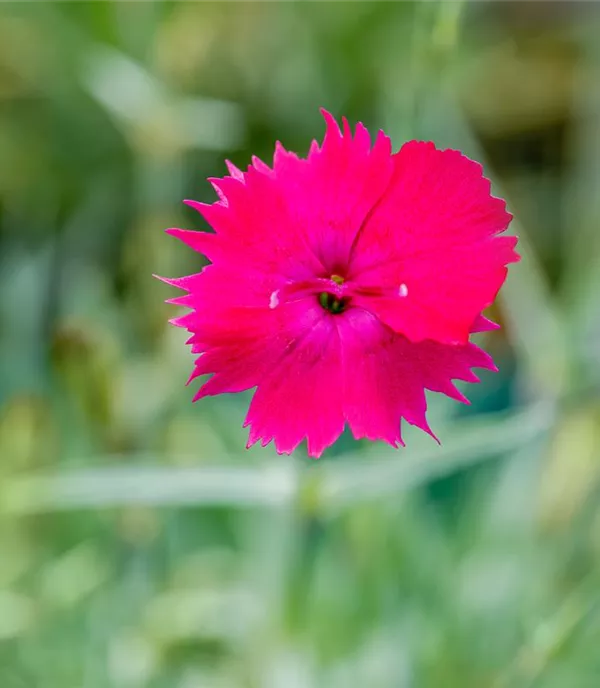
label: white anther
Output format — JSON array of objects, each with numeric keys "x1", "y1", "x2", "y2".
[
  {"x1": 269, "y1": 290, "x2": 280, "y2": 309},
  {"x1": 398, "y1": 283, "x2": 408, "y2": 297}
]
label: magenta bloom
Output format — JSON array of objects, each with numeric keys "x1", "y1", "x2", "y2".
[{"x1": 162, "y1": 111, "x2": 518, "y2": 457}]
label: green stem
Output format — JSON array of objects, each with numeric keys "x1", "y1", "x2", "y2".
[{"x1": 408, "y1": 0, "x2": 467, "y2": 138}]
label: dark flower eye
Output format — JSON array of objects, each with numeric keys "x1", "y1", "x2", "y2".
[{"x1": 318, "y1": 291, "x2": 347, "y2": 314}]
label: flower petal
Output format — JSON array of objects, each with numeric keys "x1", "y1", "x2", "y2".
[
  {"x1": 272, "y1": 110, "x2": 394, "y2": 273},
  {"x1": 191, "y1": 298, "x2": 325, "y2": 399},
  {"x1": 349, "y1": 141, "x2": 518, "y2": 344},
  {"x1": 244, "y1": 311, "x2": 345, "y2": 458},
  {"x1": 337, "y1": 308, "x2": 498, "y2": 445},
  {"x1": 184, "y1": 171, "x2": 324, "y2": 279}
]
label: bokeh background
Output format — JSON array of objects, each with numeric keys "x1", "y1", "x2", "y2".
[{"x1": 1, "y1": 1, "x2": 600, "y2": 686}]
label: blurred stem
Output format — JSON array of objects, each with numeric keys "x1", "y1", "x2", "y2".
[
  {"x1": 408, "y1": 0, "x2": 466, "y2": 137},
  {"x1": 284, "y1": 461, "x2": 327, "y2": 634},
  {"x1": 431, "y1": 0, "x2": 465, "y2": 52},
  {"x1": 493, "y1": 571, "x2": 600, "y2": 688}
]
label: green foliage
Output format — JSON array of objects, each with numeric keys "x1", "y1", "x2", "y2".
[{"x1": 1, "y1": 2, "x2": 600, "y2": 686}]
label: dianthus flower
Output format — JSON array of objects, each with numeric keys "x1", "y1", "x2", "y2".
[{"x1": 161, "y1": 111, "x2": 518, "y2": 457}]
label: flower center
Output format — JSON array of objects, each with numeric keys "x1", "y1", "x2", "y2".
[
  {"x1": 318, "y1": 274, "x2": 347, "y2": 314},
  {"x1": 318, "y1": 291, "x2": 346, "y2": 314}
]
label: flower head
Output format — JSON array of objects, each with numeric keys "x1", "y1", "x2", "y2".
[{"x1": 161, "y1": 110, "x2": 518, "y2": 457}]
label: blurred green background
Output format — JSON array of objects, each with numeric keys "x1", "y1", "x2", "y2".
[{"x1": 1, "y1": 1, "x2": 600, "y2": 686}]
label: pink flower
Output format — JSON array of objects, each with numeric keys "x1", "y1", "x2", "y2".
[{"x1": 161, "y1": 111, "x2": 518, "y2": 458}]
